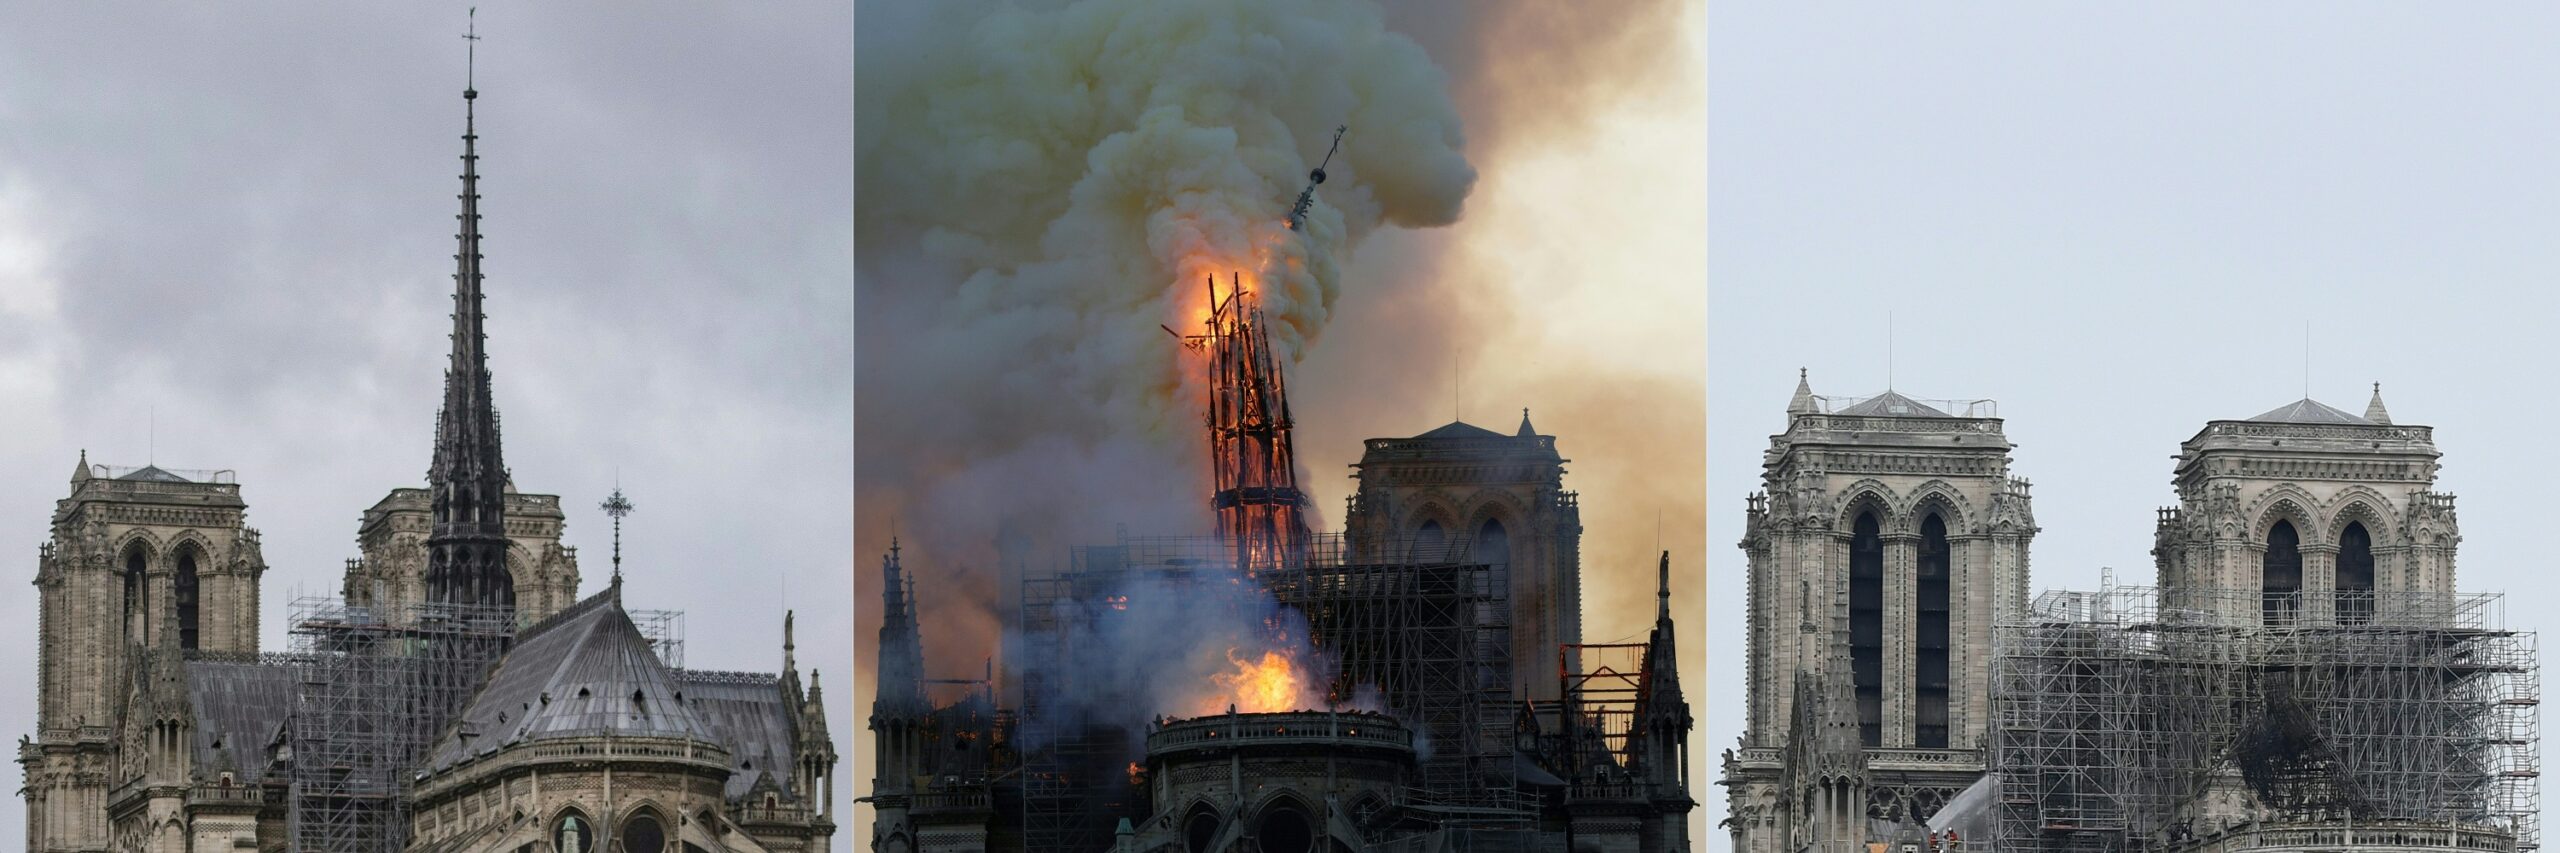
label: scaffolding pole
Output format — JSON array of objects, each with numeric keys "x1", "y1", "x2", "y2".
[
  {"x1": 1993, "y1": 586, "x2": 2539, "y2": 853},
  {"x1": 286, "y1": 596, "x2": 517, "y2": 853}
]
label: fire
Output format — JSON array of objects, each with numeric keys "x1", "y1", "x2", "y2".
[{"x1": 1202, "y1": 648, "x2": 1313, "y2": 714}]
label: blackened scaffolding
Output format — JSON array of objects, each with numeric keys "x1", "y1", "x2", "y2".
[
  {"x1": 1014, "y1": 533, "x2": 1531, "y2": 850},
  {"x1": 1992, "y1": 585, "x2": 2539, "y2": 853},
  {"x1": 1267, "y1": 535, "x2": 1527, "y2": 819}
]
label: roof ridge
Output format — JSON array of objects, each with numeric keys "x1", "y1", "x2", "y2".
[{"x1": 514, "y1": 585, "x2": 618, "y2": 643}]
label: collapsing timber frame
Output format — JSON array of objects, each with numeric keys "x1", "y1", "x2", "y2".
[{"x1": 1993, "y1": 585, "x2": 2539, "y2": 853}]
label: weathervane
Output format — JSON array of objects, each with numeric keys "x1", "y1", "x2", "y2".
[
  {"x1": 463, "y1": 8, "x2": 480, "y2": 92},
  {"x1": 601, "y1": 486, "x2": 634, "y2": 583}
]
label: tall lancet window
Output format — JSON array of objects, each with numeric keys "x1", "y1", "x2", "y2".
[
  {"x1": 1915, "y1": 513, "x2": 1951, "y2": 749},
  {"x1": 2338, "y1": 521, "x2": 2375, "y2": 626},
  {"x1": 1412, "y1": 520, "x2": 1446, "y2": 561},
  {"x1": 123, "y1": 547, "x2": 148, "y2": 646},
  {"x1": 2264, "y1": 520, "x2": 2303, "y2": 626},
  {"x1": 1849, "y1": 511, "x2": 1883, "y2": 747},
  {"x1": 1477, "y1": 518, "x2": 1509, "y2": 569},
  {"x1": 175, "y1": 550, "x2": 200, "y2": 650}
]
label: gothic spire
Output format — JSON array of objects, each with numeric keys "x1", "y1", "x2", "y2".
[
  {"x1": 2365, "y1": 381, "x2": 2393, "y2": 425},
  {"x1": 424, "y1": 15, "x2": 515, "y2": 610},
  {"x1": 873, "y1": 540, "x2": 926, "y2": 717},
  {"x1": 1787, "y1": 368, "x2": 1817, "y2": 415}
]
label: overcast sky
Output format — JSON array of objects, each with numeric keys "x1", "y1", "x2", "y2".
[
  {"x1": 1711, "y1": 4, "x2": 2560, "y2": 845},
  {"x1": 0, "y1": 3, "x2": 852, "y2": 840}
]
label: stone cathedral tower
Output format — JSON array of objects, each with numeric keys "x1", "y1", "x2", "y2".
[
  {"x1": 2152, "y1": 386, "x2": 2456, "y2": 624},
  {"x1": 1342, "y1": 411, "x2": 1583, "y2": 703},
  {"x1": 1725, "y1": 372, "x2": 2035, "y2": 853},
  {"x1": 22, "y1": 457, "x2": 268, "y2": 852}
]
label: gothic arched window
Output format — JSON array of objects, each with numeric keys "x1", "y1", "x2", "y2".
[
  {"x1": 1412, "y1": 520, "x2": 1446, "y2": 561},
  {"x1": 123, "y1": 546, "x2": 149, "y2": 647},
  {"x1": 1849, "y1": 511, "x2": 1883, "y2": 747},
  {"x1": 620, "y1": 811, "x2": 666, "y2": 853},
  {"x1": 1915, "y1": 513, "x2": 1951, "y2": 749},
  {"x1": 1477, "y1": 518, "x2": 1509, "y2": 569},
  {"x1": 553, "y1": 810, "x2": 593, "y2": 853},
  {"x1": 2264, "y1": 520, "x2": 2303, "y2": 626},
  {"x1": 1255, "y1": 797, "x2": 1317, "y2": 853},
  {"x1": 2338, "y1": 521, "x2": 2375, "y2": 625},
  {"x1": 174, "y1": 550, "x2": 200, "y2": 650}
]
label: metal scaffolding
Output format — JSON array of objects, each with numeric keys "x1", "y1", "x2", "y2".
[
  {"x1": 285, "y1": 596, "x2": 517, "y2": 853},
  {"x1": 1013, "y1": 532, "x2": 1531, "y2": 849},
  {"x1": 1267, "y1": 535, "x2": 1525, "y2": 817},
  {"x1": 1993, "y1": 586, "x2": 2539, "y2": 853}
]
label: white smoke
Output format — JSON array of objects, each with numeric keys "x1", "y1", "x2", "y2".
[{"x1": 856, "y1": 0, "x2": 1479, "y2": 674}]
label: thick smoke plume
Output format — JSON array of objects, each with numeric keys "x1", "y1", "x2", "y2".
[{"x1": 856, "y1": 0, "x2": 1478, "y2": 681}]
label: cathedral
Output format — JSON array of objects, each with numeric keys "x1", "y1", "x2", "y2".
[
  {"x1": 867, "y1": 413, "x2": 1696, "y2": 853},
  {"x1": 1723, "y1": 374, "x2": 2537, "y2": 853},
  {"x1": 17, "y1": 75, "x2": 837, "y2": 852}
]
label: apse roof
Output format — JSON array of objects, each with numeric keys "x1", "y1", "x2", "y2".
[{"x1": 429, "y1": 588, "x2": 720, "y2": 770}]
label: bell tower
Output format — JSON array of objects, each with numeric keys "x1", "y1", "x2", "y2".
[
  {"x1": 1726, "y1": 372, "x2": 2033, "y2": 853},
  {"x1": 22, "y1": 454, "x2": 266, "y2": 852},
  {"x1": 1343, "y1": 408, "x2": 1583, "y2": 703},
  {"x1": 2152, "y1": 386, "x2": 2454, "y2": 626}
]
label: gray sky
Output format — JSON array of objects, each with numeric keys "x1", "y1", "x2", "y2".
[
  {"x1": 0, "y1": 3, "x2": 852, "y2": 840},
  {"x1": 1710, "y1": 3, "x2": 2560, "y2": 845}
]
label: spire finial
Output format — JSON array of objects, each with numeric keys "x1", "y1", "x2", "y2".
[
  {"x1": 463, "y1": 8, "x2": 480, "y2": 95},
  {"x1": 600, "y1": 487, "x2": 634, "y2": 583},
  {"x1": 1656, "y1": 550, "x2": 1672, "y2": 622},
  {"x1": 2365, "y1": 380, "x2": 2393, "y2": 425},
  {"x1": 1787, "y1": 368, "x2": 1817, "y2": 415}
]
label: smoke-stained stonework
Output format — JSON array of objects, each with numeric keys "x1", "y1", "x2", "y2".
[{"x1": 17, "y1": 72, "x2": 837, "y2": 853}]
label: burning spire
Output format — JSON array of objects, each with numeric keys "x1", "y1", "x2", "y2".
[
  {"x1": 1177, "y1": 273, "x2": 1312, "y2": 577},
  {"x1": 1284, "y1": 125, "x2": 1346, "y2": 233}
]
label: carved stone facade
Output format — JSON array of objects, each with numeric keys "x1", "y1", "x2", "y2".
[
  {"x1": 346, "y1": 487, "x2": 581, "y2": 623},
  {"x1": 2151, "y1": 389, "x2": 2457, "y2": 626},
  {"x1": 1725, "y1": 374, "x2": 2035, "y2": 853},
  {"x1": 22, "y1": 459, "x2": 269, "y2": 853},
  {"x1": 1342, "y1": 412, "x2": 1583, "y2": 703},
  {"x1": 21, "y1": 74, "x2": 833, "y2": 853}
]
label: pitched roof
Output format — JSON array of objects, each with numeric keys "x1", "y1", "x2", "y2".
[
  {"x1": 183, "y1": 659, "x2": 296, "y2": 778},
  {"x1": 118, "y1": 465, "x2": 191, "y2": 482},
  {"x1": 678, "y1": 670, "x2": 806, "y2": 803},
  {"x1": 429, "y1": 589, "x2": 719, "y2": 771},
  {"x1": 1414, "y1": 420, "x2": 1508, "y2": 440},
  {"x1": 2247, "y1": 397, "x2": 2372, "y2": 425},
  {"x1": 1834, "y1": 391, "x2": 1952, "y2": 418}
]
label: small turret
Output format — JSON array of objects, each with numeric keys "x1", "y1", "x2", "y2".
[{"x1": 1788, "y1": 368, "x2": 1817, "y2": 415}]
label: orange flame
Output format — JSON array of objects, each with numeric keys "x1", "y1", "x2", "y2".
[{"x1": 1202, "y1": 648, "x2": 1313, "y2": 714}]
